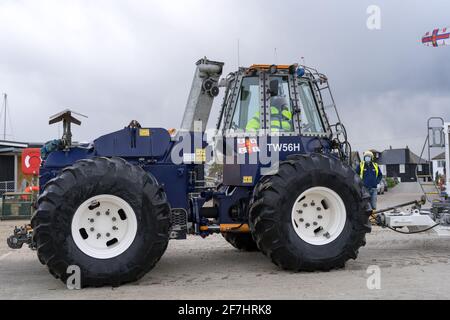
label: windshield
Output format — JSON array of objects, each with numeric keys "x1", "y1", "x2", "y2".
[{"x1": 298, "y1": 81, "x2": 325, "y2": 134}]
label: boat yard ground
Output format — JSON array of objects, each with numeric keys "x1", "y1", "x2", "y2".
[{"x1": 0, "y1": 182, "x2": 449, "y2": 300}]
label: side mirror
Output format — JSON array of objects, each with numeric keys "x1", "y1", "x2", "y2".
[{"x1": 269, "y1": 80, "x2": 279, "y2": 97}]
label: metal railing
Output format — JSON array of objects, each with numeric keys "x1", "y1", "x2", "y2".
[
  {"x1": 0, "y1": 181, "x2": 15, "y2": 197},
  {"x1": 417, "y1": 117, "x2": 445, "y2": 203}
]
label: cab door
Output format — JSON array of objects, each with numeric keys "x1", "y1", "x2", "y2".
[{"x1": 220, "y1": 73, "x2": 265, "y2": 187}]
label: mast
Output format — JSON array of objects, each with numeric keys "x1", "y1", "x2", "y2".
[{"x1": 3, "y1": 93, "x2": 7, "y2": 140}]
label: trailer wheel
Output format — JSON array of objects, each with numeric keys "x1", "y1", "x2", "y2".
[
  {"x1": 249, "y1": 153, "x2": 371, "y2": 271},
  {"x1": 222, "y1": 233, "x2": 259, "y2": 252},
  {"x1": 32, "y1": 157, "x2": 170, "y2": 287}
]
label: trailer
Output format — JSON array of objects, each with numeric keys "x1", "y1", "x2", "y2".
[{"x1": 376, "y1": 119, "x2": 450, "y2": 236}]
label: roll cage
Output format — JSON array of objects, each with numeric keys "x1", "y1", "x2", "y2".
[{"x1": 216, "y1": 64, "x2": 351, "y2": 163}]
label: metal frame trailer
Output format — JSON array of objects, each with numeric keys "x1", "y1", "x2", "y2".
[{"x1": 377, "y1": 121, "x2": 450, "y2": 236}]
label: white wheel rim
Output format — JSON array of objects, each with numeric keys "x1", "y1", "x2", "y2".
[
  {"x1": 291, "y1": 187, "x2": 347, "y2": 246},
  {"x1": 71, "y1": 195, "x2": 138, "y2": 259}
]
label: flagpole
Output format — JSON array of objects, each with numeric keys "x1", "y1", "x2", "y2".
[{"x1": 3, "y1": 93, "x2": 7, "y2": 140}]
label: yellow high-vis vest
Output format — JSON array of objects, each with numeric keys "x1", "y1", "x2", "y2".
[{"x1": 360, "y1": 161, "x2": 379, "y2": 179}]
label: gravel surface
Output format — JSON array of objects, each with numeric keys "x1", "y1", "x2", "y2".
[{"x1": 0, "y1": 182, "x2": 449, "y2": 300}]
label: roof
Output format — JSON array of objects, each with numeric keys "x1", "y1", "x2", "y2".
[
  {"x1": 432, "y1": 152, "x2": 446, "y2": 160},
  {"x1": 0, "y1": 140, "x2": 28, "y2": 148},
  {"x1": 0, "y1": 141, "x2": 43, "y2": 154},
  {"x1": 408, "y1": 151, "x2": 428, "y2": 164},
  {"x1": 0, "y1": 147, "x2": 24, "y2": 154},
  {"x1": 379, "y1": 148, "x2": 428, "y2": 165},
  {"x1": 249, "y1": 64, "x2": 293, "y2": 70}
]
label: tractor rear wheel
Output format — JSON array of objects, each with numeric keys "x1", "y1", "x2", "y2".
[
  {"x1": 249, "y1": 153, "x2": 371, "y2": 271},
  {"x1": 32, "y1": 157, "x2": 171, "y2": 287},
  {"x1": 222, "y1": 233, "x2": 259, "y2": 252}
]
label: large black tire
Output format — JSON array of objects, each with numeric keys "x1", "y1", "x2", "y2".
[
  {"x1": 222, "y1": 233, "x2": 259, "y2": 252},
  {"x1": 249, "y1": 153, "x2": 371, "y2": 271},
  {"x1": 31, "y1": 157, "x2": 171, "y2": 287}
]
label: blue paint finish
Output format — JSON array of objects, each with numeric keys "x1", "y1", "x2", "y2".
[
  {"x1": 39, "y1": 129, "x2": 195, "y2": 213},
  {"x1": 166, "y1": 131, "x2": 210, "y2": 164},
  {"x1": 38, "y1": 125, "x2": 335, "y2": 230},
  {"x1": 94, "y1": 128, "x2": 171, "y2": 159},
  {"x1": 222, "y1": 135, "x2": 331, "y2": 186},
  {"x1": 44, "y1": 147, "x2": 94, "y2": 168},
  {"x1": 144, "y1": 164, "x2": 189, "y2": 210},
  {"x1": 213, "y1": 186, "x2": 252, "y2": 224}
]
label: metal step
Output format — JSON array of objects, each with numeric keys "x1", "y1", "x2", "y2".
[{"x1": 169, "y1": 209, "x2": 188, "y2": 240}]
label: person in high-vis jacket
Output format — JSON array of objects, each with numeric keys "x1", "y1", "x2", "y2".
[
  {"x1": 356, "y1": 150, "x2": 383, "y2": 211},
  {"x1": 246, "y1": 96, "x2": 293, "y2": 132}
]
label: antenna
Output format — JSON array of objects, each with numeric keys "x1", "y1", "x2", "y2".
[
  {"x1": 237, "y1": 39, "x2": 240, "y2": 68},
  {"x1": 2, "y1": 93, "x2": 7, "y2": 140},
  {"x1": 274, "y1": 48, "x2": 278, "y2": 64}
]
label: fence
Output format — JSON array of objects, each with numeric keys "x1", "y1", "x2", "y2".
[{"x1": 0, "y1": 181, "x2": 15, "y2": 197}]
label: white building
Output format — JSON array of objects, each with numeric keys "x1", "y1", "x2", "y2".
[{"x1": 432, "y1": 152, "x2": 446, "y2": 180}]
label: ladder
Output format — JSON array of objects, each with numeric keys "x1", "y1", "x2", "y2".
[{"x1": 417, "y1": 117, "x2": 445, "y2": 203}]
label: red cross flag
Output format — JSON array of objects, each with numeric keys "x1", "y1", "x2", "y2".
[{"x1": 422, "y1": 27, "x2": 450, "y2": 47}]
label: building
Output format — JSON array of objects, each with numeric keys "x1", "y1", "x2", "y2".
[
  {"x1": 369, "y1": 149, "x2": 383, "y2": 161},
  {"x1": 378, "y1": 146, "x2": 430, "y2": 182},
  {"x1": 0, "y1": 140, "x2": 42, "y2": 195},
  {"x1": 431, "y1": 152, "x2": 446, "y2": 180}
]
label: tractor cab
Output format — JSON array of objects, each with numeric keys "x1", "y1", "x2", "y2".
[
  {"x1": 218, "y1": 64, "x2": 330, "y2": 136},
  {"x1": 214, "y1": 64, "x2": 351, "y2": 187}
]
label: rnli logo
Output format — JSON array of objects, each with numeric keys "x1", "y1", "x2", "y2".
[{"x1": 237, "y1": 138, "x2": 260, "y2": 154}]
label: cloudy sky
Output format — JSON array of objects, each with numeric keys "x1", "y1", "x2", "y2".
[{"x1": 0, "y1": 0, "x2": 449, "y2": 156}]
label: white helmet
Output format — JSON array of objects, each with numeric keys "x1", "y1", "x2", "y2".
[{"x1": 363, "y1": 151, "x2": 374, "y2": 161}]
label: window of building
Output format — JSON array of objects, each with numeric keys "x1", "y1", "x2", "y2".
[
  {"x1": 399, "y1": 164, "x2": 405, "y2": 174},
  {"x1": 438, "y1": 160, "x2": 446, "y2": 168},
  {"x1": 417, "y1": 164, "x2": 422, "y2": 172}
]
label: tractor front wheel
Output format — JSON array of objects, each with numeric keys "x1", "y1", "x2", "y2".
[{"x1": 249, "y1": 153, "x2": 371, "y2": 271}]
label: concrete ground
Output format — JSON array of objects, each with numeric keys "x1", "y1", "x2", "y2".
[{"x1": 0, "y1": 182, "x2": 449, "y2": 300}]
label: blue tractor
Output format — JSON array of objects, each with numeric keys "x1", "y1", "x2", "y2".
[{"x1": 19, "y1": 58, "x2": 371, "y2": 287}]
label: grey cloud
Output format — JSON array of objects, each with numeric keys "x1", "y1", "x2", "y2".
[{"x1": 0, "y1": 0, "x2": 449, "y2": 158}]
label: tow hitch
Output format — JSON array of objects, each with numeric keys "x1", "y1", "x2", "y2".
[
  {"x1": 374, "y1": 196, "x2": 450, "y2": 236},
  {"x1": 7, "y1": 225, "x2": 35, "y2": 250}
]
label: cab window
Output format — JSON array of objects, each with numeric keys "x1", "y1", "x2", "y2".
[
  {"x1": 230, "y1": 77, "x2": 260, "y2": 132},
  {"x1": 267, "y1": 76, "x2": 294, "y2": 133},
  {"x1": 298, "y1": 81, "x2": 325, "y2": 133}
]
